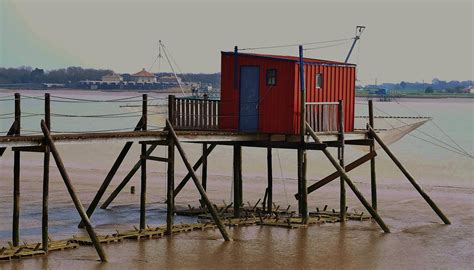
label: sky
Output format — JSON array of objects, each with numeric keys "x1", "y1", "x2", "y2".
[{"x1": 0, "y1": 0, "x2": 472, "y2": 84}]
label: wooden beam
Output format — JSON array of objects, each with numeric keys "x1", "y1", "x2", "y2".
[
  {"x1": 40, "y1": 120, "x2": 107, "y2": 262},
  {"x1": 0, "y1": 123, "x2": 17, "y2": 156},
  {"x1": 369, "y1": 100, "x2": 377, "y2": 210},
  {"x1": 166, "y1": 119, "x2": 231, "y2": 241},
  {"x1": 233, "y1": 145, "x2": 242, "y2": 218},
  {"x1": 12, "y1": 93, "x2": 20, "y2": 247},
  {"x1": 42, "y1": 93, "x2": 50, "y2": 252},
  {"x1": 306, "y1": 123, "x2": 390, "y2": 233},
  {"x1": 296, "y1": 151, "x2": 377, "y2": 199},
  {"x1": 140, "y1": 94, "x2": 147, "y2": 230},
  {"x1": 267, "y1": 147, "x2": 273, "y2": 214},
  {"x1": 143, "y1": 155, "x2": 169, "y2": 162},
  {"x1": 369, "y1": 127, "x2": 451, "y2": 225},
  {"x1": 201, "y1": 143, "x2": 208, "y2": 207},
  {"x1": 338, "y1": 100, "x2": 346, "y2": 222},
  {"x1": 166, "y1": 133, "x2": 175, "y2": 234},
  {"x1": 11, "y1": 146, "x2": 47, "y2": 152},
  {"x1": 201, "y1": 141, "x2": 326, "y2": 150}
]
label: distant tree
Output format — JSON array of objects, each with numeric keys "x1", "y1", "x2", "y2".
[{"x1": 425, "y1": 86, "x2": 434, "y2": 93}]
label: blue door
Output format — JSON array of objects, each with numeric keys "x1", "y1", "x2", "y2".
[{"x1": 239, "y1": 66, "x2": 260, "y2": 131}]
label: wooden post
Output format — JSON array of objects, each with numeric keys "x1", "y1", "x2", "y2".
[
  {"x1": 306, "y1": 123, "x2": 390, "y2": 233},
  {"x1": 12, "y1": 93, "x2": 20, "y2": 247},
  {"x1": 266, "y1": 147, "x2": 273, "y2": 214},
  {"x1": 368, "y1": 100, "x2": 377, "y2": 210},
  {"x1": 298, "y1": 45, "x2": 308, "y2": 224},
  {"x1": 166, "y1": 120, "x2": 231, "y2": 241},
  {"x1": 168, "y1": 95, "x2": 176, "y2": 125},
  {"x1": 166, "y1": 136, "x2": 175, "y2": 234},
  {"x1": 40, "y1": 120, "x2": 107, "y2": 262},
  {"x1": 79, "y1": 118, "x2": 144, "y2": 228},
  {"x1": 42, "y1": 93, "x2": 50, "y2": 252},
  {"x1": 338, "y1": 100, "x2": 346, "y2": 222},
  {"x1": 140, "y1": 94, "x2": 147, "y2": 229},
  {"x1": 233, "y1": 145, "x2": 242, "y2": 217},
  {"x1": 201, "y1": 143, "x2": 208, "y2": 207},
  {"x1": 100, "y1": 144, "x2": 159, "y2": 209},
  {"x1": 368, "y1": 127, "x2": 451, "y2": 225}
]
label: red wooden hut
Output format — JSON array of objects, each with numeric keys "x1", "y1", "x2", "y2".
[{"x1": 219, "y1": 51, "x2": 356, "y2": 134}]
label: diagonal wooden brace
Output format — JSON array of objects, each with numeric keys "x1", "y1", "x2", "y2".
[
  {"x1": 41, "y1": 120, "x2": 107, "y2": 262},
  {"x1": 295, "y1": 151, "x2": 377, "y2": 200},
  {"x1": 368, "y1": 126, "x2": 450, "y2": 225},
  {"x1": 166, "y1": 119, "x2": 231, "y2": 241},
  {"x1": 306, "y1": 122, "x2": 390, "y2": 233}
]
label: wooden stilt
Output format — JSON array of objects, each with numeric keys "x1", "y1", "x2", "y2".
[
  {"x1": 166, "y1": 136, "x2": 175, "y2": 234},
  {"x1": 40, "y1": 120, "x2": 107, "y2": 262},
  {"x1": 306, "y1": 123, "x2": 390, "y2": 233},
  {"x1": 12, "y1": 93, "x2": 20, "y2": 247},
  {"x1": 173, "y1": 144, "x2": 216, "y2": 198},
  {"x1": 368, "y1": 100, "x2": 377, "y2": 210},
  {"x1": 297, "y1": 149, "x2": 308, "y2": 223},
  {"x1": 140, "y1": 94, "x2": 147, "y2": 230},
  {"x1": 79, "y1": 118, "x2": 144, "y2": 228},
  {"x1": 267, "y1": 147, "x2": 273, "y2": 214},
  {"x1": 338, "y1": 100, "x2": 346, "y2": 222},
  {"x1": 100, "y1": 144, "x2": 158, "y2": 209},
  {"x1": 42, "y1": 93, "x2": 50, "y2": 252},
  {"x1": 166, "y1": 120, "x2": 231, "y2": 241},
  {"x1": 369, "y1": 127, "x2": 451, "y2": 225},
  {"x1": 201, "y1": 143, "x2": 208, "y2": 207},
  {"x1": 233, "y1": 145, "x2": 242, "y2": 218}
]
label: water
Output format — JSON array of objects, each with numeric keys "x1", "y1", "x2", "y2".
[{"x1": 0, "y1": 90, "x2": 472, "y2": 269}]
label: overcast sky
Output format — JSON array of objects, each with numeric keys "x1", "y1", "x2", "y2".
[{"x1": 0, "y1": 0, "x2": 472, "y2": 84}]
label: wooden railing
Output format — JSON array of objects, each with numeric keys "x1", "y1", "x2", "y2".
[
  {"x1": 305, "y1": 101, "x2": 342, "y2": 132},
  {"x1": 168, "y1": 95, "x2": 219, "y2": 130}
]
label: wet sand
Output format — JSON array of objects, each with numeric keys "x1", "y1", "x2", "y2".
[{"x1": 0, "y1": 144, "x2": 473, "y2": 269}]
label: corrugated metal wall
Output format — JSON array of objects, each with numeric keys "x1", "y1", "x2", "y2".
[
  {"x1": 220, "y1": 52, "x2": 356, "y2": 134},
  {"x1": 293, "y1": 63, "x2": 356, "y2": 133}
]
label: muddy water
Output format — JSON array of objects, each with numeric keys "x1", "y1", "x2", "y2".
[{"x1": 0, "y1": 90, "x2": 473, "y2": 269}]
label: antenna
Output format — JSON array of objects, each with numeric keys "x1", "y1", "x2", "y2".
[{"x1": 344, "y1": 25, "x2": 366, "y2": 63}]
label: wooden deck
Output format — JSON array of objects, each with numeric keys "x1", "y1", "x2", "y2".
[{"x1": 0, "y1": 130, "x2": 368, "y2": 148}]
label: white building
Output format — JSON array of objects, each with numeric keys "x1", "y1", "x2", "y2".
[
  {"x1": 101, "y1": 73, "x2": 123, "y2": 82},
  {"x1": 131, "y1": 68, "x2": 157, "y2": 83}
]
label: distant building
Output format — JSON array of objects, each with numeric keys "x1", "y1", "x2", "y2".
[
  {"x1": 159, "y1": 75, "x2": 181, "y2": 84},
  {"x1": 131, "y1": 68, "x2": 156, "y2": 83},
  {"x1": 102, "y1": 73, "x2": 123, "y2": 82}
]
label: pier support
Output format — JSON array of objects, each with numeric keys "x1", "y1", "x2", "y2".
[
  {"x1": 12, "y1": 93, "x2": 21, "y2": 247},
  {"x1": 338, "y1": 100, "x2": 346, "y2": 222},
  {"x1": 266, "y1": 147, "x2": 273, "y2": 214},
  {"x1": 167, "y1": 136, "x2": 175, "y2": 234},
  {"x1": 201, "y1": 143, "x2": 208, "y2": 207},
  {"x1": 166, "y1": 120, "x2": 231, "y2": 241},
  {"x1": 306, "y1": 123, "x2": 390, "y2": 233},
  {"x1": 368, "y1": 127, "x2": 451, "y2": 225},
  {"x1": 233, "y1": 145, "x2": 242, "y2": 217},
  {"x1": 369, "y1": 100, "x2": 377, "y2": 210},
  {"x1": 41, "y1": 120, "x2": 107, "y2": 262},
  {"x1": 42, "y1": 93, "x2": 50, "y2": 252},
  {"x1": 140, "y1": 94, "x2": 148, "y2": 230}
]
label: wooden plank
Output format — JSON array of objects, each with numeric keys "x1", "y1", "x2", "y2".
[{"x1": 144, "y1": 155, "x2": 169, "y2": 162}]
